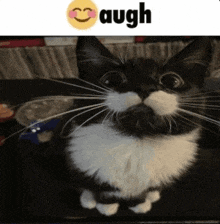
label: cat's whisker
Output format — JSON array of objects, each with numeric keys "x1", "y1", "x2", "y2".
[
  {"x1": 163, "y1": 116, "x2": 172, "y2": 133},
  {"x1": 45, "y1": 103, "x2": 107, "y2": 122},
  {"x1": 177, "y1": 112, "x2": 219, "y2": 135},
  {"x1": 28, "y1": 96, "x2": 107, "y2": 104},
  {"x1": 109, "y1": 111, "x2": 117, "y2": 123},
  {"x1": 2, "y1": 103, "x2": 106, "y2": 143},
  {"x1": 170, "y1": 115, "x2": 178, "y2": 129},
  {"x1": 7, "y1": 94, "x2": 107, "y2": 110},
  {"x1": 40, "y1": 77, "x2": 107, "y2": 95},
  {"x1": 72, "y1": 108, "x2": 109, "y2": 135},
  {"x1": 200, "y1": 111, "x2": 220, "y2": 124},
  {"x1": 177, "y1": 112, "x2": 204, "y2": 129},
  {"x1": 168, "y1": 118, "x2": 172, "y2": 133},
  {"x1": 180, "y1": 103, "x2": 206, "y2": 108},
  {"x1": 102, "y1": 110, "x2": 112, "y2": 125},
  {"x1": 182, "y1": 100, "x2": 220, "y2": 103},
  {"x1": 65, "y1": 96, "x2": 107, "y2": 100},
  {"x1": 182, "y1": 90, "x2": 220, "y2": 98},
  {"x1": 181, "y1": 95, "x2": 220, "y2": 100},
  {"x1": 181, "y1": 101, "x2": 220, "y2": 106},
  {"x1": 180, "y1": 105, "x2": 220, "y2": 127},
  {"x1": 61, "y1": 104, "x2": 107, "y2": 137},
  {"x1": 2, "y1": 126, "x2": 33, "y2": 143},
  {"x1": 5, "y1": 96, "x2": 75, "y2": 110},
  {"x1": 99, "y1": 84, "x2": 114, "y2": 93},
  {"x1": 31, "y1": 95, "x2": 75, "y2": 101},
  {"x1": 180, "y1": 103, "x2": 220, "y2": 110},
  {"x1": 35, "y1": 93, "x2": 107, "y2": 98},
  {"x1": 116, "y1": 111, "x2": 124, "y2": 127},
  {"x1": 178, "y1": 108, "x2": 220, "y2": 127},
  {"x1": 181, "y1": 93, "x2": 208, "y2": 98}
]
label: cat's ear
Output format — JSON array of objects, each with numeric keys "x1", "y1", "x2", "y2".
[
  {"x1": 165, "y1": 37, "x2": 212, "y2": 68},
  {"x1": 76, "y1": 36, "x2": 119, "y2": 80},
  {"x1": 163, "y1": 37, "x2": 213, "y2": 86}
]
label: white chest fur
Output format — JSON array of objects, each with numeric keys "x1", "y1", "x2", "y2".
[{"x1": 67, "y1": 124, "x2": 200, "y2": 198}]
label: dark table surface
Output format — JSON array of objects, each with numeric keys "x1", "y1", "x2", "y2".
[{"x1": 0, "y1": 78, "x2": 220, "y2": 223}]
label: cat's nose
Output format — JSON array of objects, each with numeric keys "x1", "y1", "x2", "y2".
[
  {"x1": 135, "y1": 85, "x2": 157, "y2": 101},
  {"x1": 137, "y1": 92, "x2": 149, "y2": 101}
]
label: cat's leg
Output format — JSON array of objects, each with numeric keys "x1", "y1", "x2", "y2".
[
  {"x1": 80, "y1": 189, "x2": 97, "y2": 209},
  {"x1": 96, "y1": 202, "x2": 120, "y2": 216},
  {"x1": 129, "y1": 190, "x2": 160, "y2": 214}
]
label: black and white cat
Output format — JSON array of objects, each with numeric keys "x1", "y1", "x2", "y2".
[{"x1": 52, "y1": 36, "x2": 214, "y2": 216}]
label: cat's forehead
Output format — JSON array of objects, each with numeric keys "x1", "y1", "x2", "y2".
[
  {"x1": 123, "y1": 58, "x2": 160, "y2": 81},
  {"x1": 125, "y1": 58, "x2": 159, "y2": 70}
]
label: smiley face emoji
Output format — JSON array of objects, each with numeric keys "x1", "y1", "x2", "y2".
[{"x1": 67, "y1": 0, "x2": 98, "y2": 30}]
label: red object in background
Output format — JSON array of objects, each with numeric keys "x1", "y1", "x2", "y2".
[
  {"x1": 135, "y1": 36, "x2": 193, "y2": 43},
  {"x1": 0, "y1": 136, "x2": 5, "y2": 146},
  {"x1": 0, "y1": 112, "x2": 15, "y2": 122},
  {"x1": 0, "y1": 38, "x2": 45, "y2": 48},
  {"x1": 135, "y1": 36, "x2": 146, "y2": 43}
]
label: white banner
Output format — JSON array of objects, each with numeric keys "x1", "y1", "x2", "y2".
[{"x1": 0, "y1": 0, "x2": 219, "y2": 35}]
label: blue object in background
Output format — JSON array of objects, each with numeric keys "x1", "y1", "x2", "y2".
[{"x1": 19, "y1": 119, "x2": 60, "y2": 144}]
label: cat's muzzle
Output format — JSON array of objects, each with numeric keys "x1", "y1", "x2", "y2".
[{"x1": 114, "y1": 104, "x2": 166, "y2": 136}]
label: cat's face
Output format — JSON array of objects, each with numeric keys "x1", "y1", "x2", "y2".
[{"x1": 75, "y1": 37, "x2": 212, "y2": 138}]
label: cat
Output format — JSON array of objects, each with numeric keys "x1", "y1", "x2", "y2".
[{"x1": 51, "y1": 36, "x2": 214, "y2": 216}]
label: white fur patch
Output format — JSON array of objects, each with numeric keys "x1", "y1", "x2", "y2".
[
  {"x1": 147, "y1": 191, "x2": 160, "y2": 203},
  {"x1": 129, "y1": 191, "x2": 160, "y2": 214},
  {"x1": 80, "y1": 190, "x2": 96, "y2": 209},
  {"x1": 144, "y1": 91, "x2": 178, "y2": 115},
  {"x1": 129, "y1": 199, "x2": 152, "y2": 213},
  {"x1": 96, "y1": 202, "x2": 119, "y2": 216},
  {"x1": 67, "y1": 123, "x2": 200, "y2": 198},
  {"x1": 105, "y1": 91, "x2": 141, "y2": 112}
]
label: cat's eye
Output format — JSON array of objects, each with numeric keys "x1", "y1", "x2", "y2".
[
  {"x1": 100, "y1": 71, "x2": 127, "y2": 88},
  {"x1": 159, "y1": 72, "x2": 184, "y2": 89}
]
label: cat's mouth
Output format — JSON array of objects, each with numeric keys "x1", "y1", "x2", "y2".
[
  {"x1": 128, "y1": 103, "x2": 153, "y2": 114},
  {"x1": 112, "y1": 104, "x2": 167, "y2": 137}
]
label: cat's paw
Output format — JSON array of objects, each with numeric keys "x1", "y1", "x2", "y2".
[
  {"x1": 96, "y1": 203, "x2": 120, "y2": 216},
  {"x1": 80, "y1": 190, "x2": 97, "y2": 209},
  {"x1": 147, "y1": 190, "x2": 160, "y2": 203},
  {"x1": 129, "y1": 191, "x2": 160, "y2": 214},
  {"x1": 80, "y1": 190, "x2": 119, "y2": 216},
  {"x1": 129, "y1": 199, "x2": 152, "y2": 213}
]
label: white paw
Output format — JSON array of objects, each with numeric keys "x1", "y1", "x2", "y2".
[
  {"x1": 96, "y1": 203, "x2": 120, "y2": 216},
  {"x1": 147, "y1": 190, "x2": 160, "y2": 202},
  {"x1": 129, "y1": 191, "x2": 160, "y2": 214},
  {"x1": 129, "y1": 199, "x2": 152, "y2": 213},
  {"x1": 80, "y1": 190, "x2": 97, "y2": 209}
]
